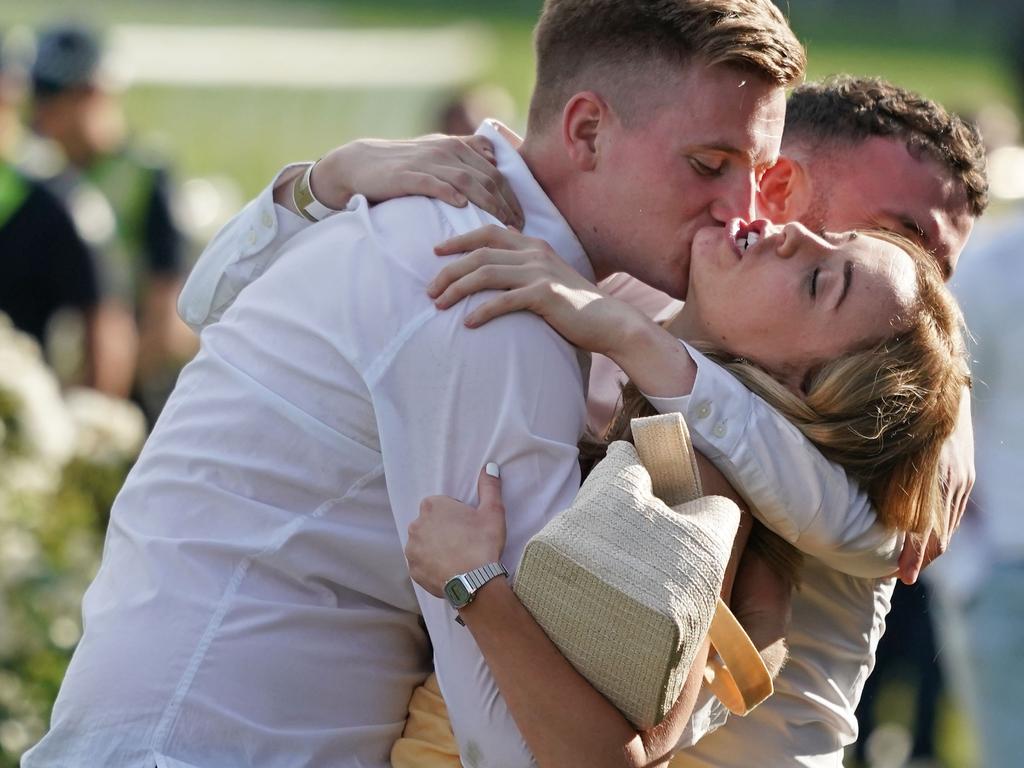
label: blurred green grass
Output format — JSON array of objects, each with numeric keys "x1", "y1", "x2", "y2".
[{"x1": 5, "y1": 0, "x2": 1018, "y2": 196}]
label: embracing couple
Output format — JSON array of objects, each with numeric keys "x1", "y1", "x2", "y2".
[{"x1": 25, "y1": 1, "x2": 987, "y2": 766}]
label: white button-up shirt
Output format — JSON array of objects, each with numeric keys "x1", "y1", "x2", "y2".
[{"x1": 26, "y1": 121, "x2": 593, "y2": 768}]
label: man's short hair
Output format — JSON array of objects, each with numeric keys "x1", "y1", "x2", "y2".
[
  {"x1": 528, "y1": 0, "x2": 806, "y2": 131},
  {"x1": 784, "y1": 76, "x2": 989, "y2": 217}
]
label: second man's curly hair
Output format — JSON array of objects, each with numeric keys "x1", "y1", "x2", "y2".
[{"x1": 784, "y1": 75, "x2": 988, "y2": 217}]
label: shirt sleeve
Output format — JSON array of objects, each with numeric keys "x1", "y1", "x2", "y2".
[
  {"x1": 369, "y1": 281, "x2": 589, "y2": 766},
  {"x1": 177, "y1": 164, "x2": 321, "y2": 332},
  {"x1": 644, "y1": 342, "x2": 901, "y2": 578}
]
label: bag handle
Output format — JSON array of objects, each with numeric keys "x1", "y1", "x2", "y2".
[
  {"x1": 630, "y1": 413, "x2": 774, "y2": 715},
  {"x1": 705, "y1": 598, "x2": 774, "y2": 715},
  {"x1": 630, "y1": 413, "x2": 703, "y2": 507}
]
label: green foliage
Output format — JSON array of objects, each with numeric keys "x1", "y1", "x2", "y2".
[{"x1": 0, "y1": 316, "x2": 144, "y2": 765}]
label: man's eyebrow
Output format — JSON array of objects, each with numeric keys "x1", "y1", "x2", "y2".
[
  {"x1": 835, "y1": 260, "x2": 854, "y2": 310},
  {"x1": 692, "y1": 142, "x2": 777, "y2": 170}
]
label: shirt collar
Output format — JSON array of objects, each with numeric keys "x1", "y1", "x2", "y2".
[{"x1": 476, "y1": 119, "x2": 594, "y2": 282}]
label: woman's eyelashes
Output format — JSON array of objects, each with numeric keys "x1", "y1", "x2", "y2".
[{"x1": 809, "y1": 266, "x2": 820, "y2": 299}]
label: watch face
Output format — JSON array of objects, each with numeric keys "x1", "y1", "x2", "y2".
[{"x1": 444, "y1": 577, "x2": 471, "y2": 607}]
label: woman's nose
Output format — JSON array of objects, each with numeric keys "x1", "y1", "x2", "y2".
[{"x1": 774, "y1": 223, "x2": 806, "y2": 259}]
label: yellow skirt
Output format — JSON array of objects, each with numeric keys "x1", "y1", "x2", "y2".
[{"x1": 390, "y1": 673, "x2": 699, "y2": 767}]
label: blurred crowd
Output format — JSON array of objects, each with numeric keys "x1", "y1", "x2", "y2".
[{"x1": 1, "y1": 15, "x2": 1023, "y2": 768}]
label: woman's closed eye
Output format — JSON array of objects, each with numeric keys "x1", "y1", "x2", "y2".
[{"x1": 809, "y1": 267, "x2": 820, "y2": 299}]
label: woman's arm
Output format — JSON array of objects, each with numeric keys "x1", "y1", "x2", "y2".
[
  {"x1": 430, "y1": 226, "x2": 699, "y2": 399},
  {"x1": 426, "y1": 225, "x2": 906, "y2": 579},
  {"x1": 406, "y1": 466, "x2": 755, "y2": 767}
]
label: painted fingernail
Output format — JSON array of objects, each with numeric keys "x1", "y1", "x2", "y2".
[{"x1": 485, "y1": 462, "x2": 501, "y2": 478}]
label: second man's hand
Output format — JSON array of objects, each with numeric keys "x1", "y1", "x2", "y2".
[{"x1": 273, "y1": 135, "x2": 524, "y2": 228}]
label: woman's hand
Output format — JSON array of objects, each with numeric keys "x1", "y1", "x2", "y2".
[
  {"x1": 428, "y1": 225, "x2": 650, "y2": 358},
  {"x1": 406, "y1": 464, "x2": 507, "y2": 597},
  {"x1": 311, "y1": 135, "x2": 524, "y2": 228}
]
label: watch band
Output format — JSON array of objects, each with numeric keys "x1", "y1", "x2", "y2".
[
  {"x1": 462, "y1": 561, "x2": 507, "y2": 591},
  {"x1": 292, "y1": 160, "x2": 339, "y2": 222},
  {"x1": 450, "y1": 561, "x2": 508, "y2": 625}
]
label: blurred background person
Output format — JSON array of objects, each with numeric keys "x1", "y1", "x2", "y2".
[
  {"x1": 434, "y1": 83, "x2": 517, "y2": 136},
  {"x1": 28, "y1": 23, "x2": 195, "y2": 420},
  {"x1": 921, "y1": 34, "x2": 1024, "y2": 768},
  {"x1": 0, "y1": 30, "x2": 127, "y2": 398}
]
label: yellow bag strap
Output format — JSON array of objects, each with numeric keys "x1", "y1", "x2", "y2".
[{"x1": 630, "y1": 413, "x2": 773, "y2": 716}]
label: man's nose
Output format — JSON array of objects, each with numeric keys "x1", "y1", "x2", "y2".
[{"x1": 708, "y1": 171, "x2": 757, "y2": 224}]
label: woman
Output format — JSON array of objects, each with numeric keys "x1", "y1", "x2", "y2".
[{"x1": 395, "y1": 218, "x2": 966, "y2": 767}]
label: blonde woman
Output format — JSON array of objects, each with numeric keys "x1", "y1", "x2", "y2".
[{"x1": 395, "y1": 219, "x2": 966, "y2": 767}]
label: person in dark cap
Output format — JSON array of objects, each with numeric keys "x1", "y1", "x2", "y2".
[
  {"x1": 0, "y1": 30, "x2": 131, "y2": 395},
  {"x1": 29, "y1": 23, "x2": 194, "y2": 415}
]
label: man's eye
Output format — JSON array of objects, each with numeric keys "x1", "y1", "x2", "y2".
[{"x1": 689, "y1": 157, "x2": 724, "y2": 177}]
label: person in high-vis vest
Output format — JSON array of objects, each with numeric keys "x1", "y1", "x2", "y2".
[
  {"x1": 0, "y1": 30, "x2": 130, "y2": 395},
  {"x1": 28, "y1": 23, "x2": 194, "y2": 416}
]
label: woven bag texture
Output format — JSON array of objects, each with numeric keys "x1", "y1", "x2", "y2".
[{"x1": 514, "y1": 420, "x2": 740, "y2": 728}]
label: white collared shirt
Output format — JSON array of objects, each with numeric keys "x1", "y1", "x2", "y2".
[{"x1": 27, "y1": 121, "x2": 592, "y2": 767}]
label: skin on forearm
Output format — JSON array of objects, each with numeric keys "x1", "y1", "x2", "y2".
[
  {"x1": 86, "y1": 301, "x2": 138, "y2": 398},
  {"x1": 459, "y1": 578, "x2": 707, "y2": 768},
  {"x1": 604, "y1": 308, "x2": 697, "y2": 399},
  {"x1": 458, "y1": 475, "x2": 752, "y2": 768}
]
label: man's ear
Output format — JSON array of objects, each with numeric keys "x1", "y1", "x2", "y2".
[
  {"x1": 561, "y1": 91, "x2": 608, "y2": 172},
  {"x1": 757, "y1": 156, "x2": 808, "y2": 221}
]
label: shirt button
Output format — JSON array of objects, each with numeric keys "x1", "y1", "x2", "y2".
[
  {"x1": 246, "y1": 228, "x2": 257, "y2": 245},
  {"x1": 260, "y1": 211, "x2": 274, "y2": 228},
  {"x1": 696, "y1": 402, "x2": 712, "y2": 419},
  {"x1": 713, "y1": 423, "x2": 727, "y2": 438}
]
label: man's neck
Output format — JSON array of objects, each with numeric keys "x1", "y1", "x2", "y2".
[{"x1": 518, "y1": 136, "x2": 613, "y2": 281}]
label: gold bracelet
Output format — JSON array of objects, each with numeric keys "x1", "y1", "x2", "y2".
[{"x1": 292, "y1": 160, "x2": 336, "y2": 222}]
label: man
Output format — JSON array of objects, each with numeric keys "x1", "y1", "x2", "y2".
[
  {"x1": 177, "y1": 75, "x2": 986, "y2": 767},
  {"x1": 29, "y1": 24, "x2": 193, "y2": 411},
  {"x1": 24, "y1": 2, "x2": 806, "y2": 765}
]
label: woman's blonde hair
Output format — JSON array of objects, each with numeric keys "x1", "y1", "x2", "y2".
[{"x1": 598, "y1": 230, "x2": 968, "y2": 540}]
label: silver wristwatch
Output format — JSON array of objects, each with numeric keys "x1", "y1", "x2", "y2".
[{"x1": 443, "y1": 562, "x2": 508, "y2": 625}]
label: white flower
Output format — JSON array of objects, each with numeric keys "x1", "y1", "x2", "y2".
[
  {"x1": 64, "y1": 387, "x2": 147, "y2": 464},
  {"x1": 0, "y1": 315, "x2": 75, "y2": 470}
]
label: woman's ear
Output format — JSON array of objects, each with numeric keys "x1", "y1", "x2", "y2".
[
  {"x1": 757, "y1": 156, "x2": 808, "y2": 222},
  {"x1": 561, "y1": 91, "x2": 608, "y2": 172}
]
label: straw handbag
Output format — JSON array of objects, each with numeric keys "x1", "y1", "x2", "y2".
[{"x1": 513, "y1": 412, "x2": 773, "y2": 729}]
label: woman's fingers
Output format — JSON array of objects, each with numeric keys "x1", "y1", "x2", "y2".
[
  {"x1": 432, "y1": 257, "x2": 534, "y2": 305},
  {"x1": 478, "y1": 462, "x2": 505, "y2": 514},
  {"x1": 464, "y1": 290, "x2": 536, "y2": 328},
  {"x1": 435, "y1": 223, "x2": 536, "y2": 257}
]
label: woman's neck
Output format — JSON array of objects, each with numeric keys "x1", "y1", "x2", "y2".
[{"x1": 663, "y1": 303, "x2": 710, "y2": 347}]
